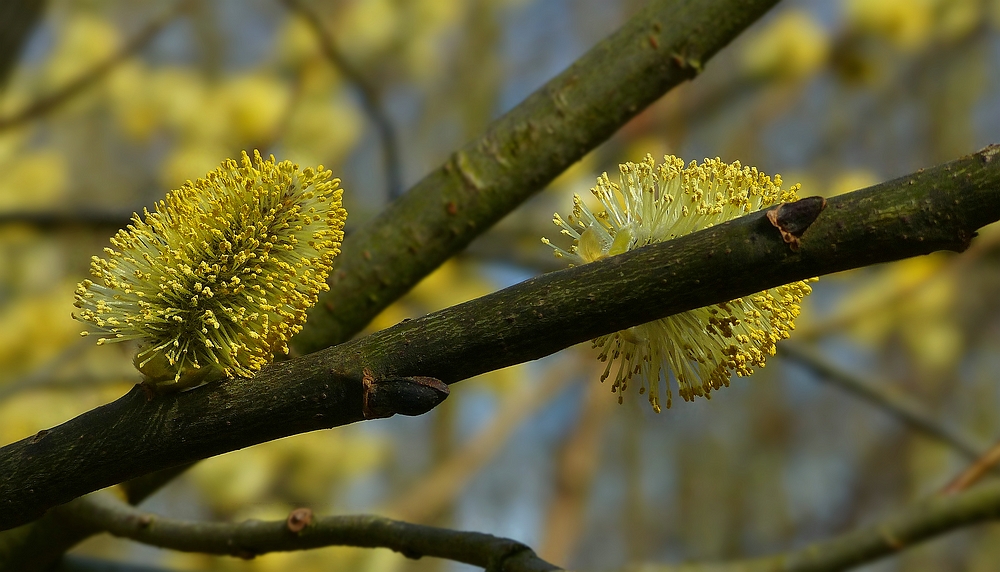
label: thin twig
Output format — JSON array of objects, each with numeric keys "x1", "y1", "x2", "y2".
[
  {"x1": 65, "y1": 492, "x2": 559, "y2": 571},
  {"x1": 539, "y1": 376, "x2": 612, "y2": 563},
  {"x1": 0, "y1": 1, "x2": 192, "y2": 132},
  {"x1": 60, "y1": 477, "x2": 1000, "y2": 572},
  {"x1": 0, "y1": 209, "x2": 133, "y2": 228},
  {"x1": 387, "y1": 361, "x2": 577, "y2": 522},
  {"x1": 0, "y1": 462, "x2": 199, "y2": 571},
  {"x1": 280, "y1": 0, "x2": 403, "y2": 199},
  {"x1": 779, "y1": 341, "x2": 991, "y2": 463},
  {"x1": 0, "y1": 338, "x2": 96, "y2": 401},
  {"x1": 632, "y1": 479, "x2": 1000, "y2": 572},
  {"x1": 941, "y1": 439, "x2": 1000, "y2": 495}
]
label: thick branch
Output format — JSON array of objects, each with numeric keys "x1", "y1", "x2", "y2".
[
  {"x1": 1, "y1": 146, "x2": 999, "y2": 531},
  {"x1": 65, "y1": 493, "x2": 558, "y2": 572},
  {"x1": 292, "y1": 0, "x2": 783, "y2": 353}
]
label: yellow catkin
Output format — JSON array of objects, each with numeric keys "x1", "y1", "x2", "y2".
[
  {"x1": 74, "y1": 150, "x2": 347, "y2": 389},
  {"x1": 543, "y1": 154, "x2": 815, "y2": 412}
]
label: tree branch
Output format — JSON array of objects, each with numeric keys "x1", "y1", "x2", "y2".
[
  {"x1": 64, "y1": 492, "x2": 558, "y2": 572},
  {"x1": 291, "y1": 0, "x2": 784, "y2": 353},
  {"x1": 1, "y1": 145, "x2": 999, "y2": 531},
  {"x1": 0, "y1": 0, "x2": 47, "y2": 93},
  {"x1": 54, "y1": 475, "x2": 1000, "y2": 572},
  {"x1": 0, "y1": 462, "x2": 195, "y2": 571}
]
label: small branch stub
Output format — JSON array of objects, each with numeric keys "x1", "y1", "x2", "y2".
[
  {"x1": 362, "y1": 370, "x2": 450, "y2": 419},
  {"x1": 767, "y1": 196, "x2": 827, "y2": 251},
  {"x1": 286, "y1": 507, "x2": 313, "y2": 533}
]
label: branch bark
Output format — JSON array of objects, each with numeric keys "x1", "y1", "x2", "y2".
[
  {"x1": 52, "y1": 473, "x2": 1000, "y2": 572},
  {"x1": 1, "y1": 145, "x2": 999, "y2": 531},
  {"x1": 291, "y1": 0, "x2": 784, "y2": 353},
  {"x1": 64, "y1": 493, "x2": 558, "y2": 572}
]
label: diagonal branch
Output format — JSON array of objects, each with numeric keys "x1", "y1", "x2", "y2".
[
  {"x1": 636, "y1": 479, "x2": 1000, "y2": 572},
  {"x1": 779, "y1": 342, "x2": 991, "y2": 462},
  {"x1": 1, "y1": 145, "x2": 999, "y2": 531},
  {"x1": 0, "y1": 0, "x2": 48, "y2": 93},
  {"x1": 291, "y1": 0, "x2": 785, "y2": 353},
  {"x1": 64, "y1": 492, "x2": 558, "y2": 572}
]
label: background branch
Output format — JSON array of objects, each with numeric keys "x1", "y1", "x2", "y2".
[
  {"x1": 0, "y1": 0, "x2": 191, "y2": 132},
  {"x1": 65, "y1": 492, "x2": 558, "y2": 572},
  {"x1": 635, "y1": 479, "x2": 1000, "y2": 572},
  {"x1": 0, "y1": 462, "x2": 195, "y2": 571},
  {"x1": 280, "y1": 0, "x2": 404, "y2": 200},
  {"x1": 0, "y1": 0, "x2": 47, "y2": 93},
  {"x1": 2, "y1": 145, "x2": 1000, "y2": 531},
  {"x1": 779, "y1": 342, "x2": 992, "y2": 462},
  {"x1": 54, "y1": 471, "x2": 1000, "y2": 572},
  {"x1": 387, "y1": 363, "x2": 576, "y2": 523}
]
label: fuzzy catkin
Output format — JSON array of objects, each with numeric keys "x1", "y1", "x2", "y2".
[{"x1": 74, "y1": 150, "x2": 347, "y2": 389}]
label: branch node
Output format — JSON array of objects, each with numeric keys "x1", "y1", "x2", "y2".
[
  {"x1": 766, "y1": 196, "x2": 827, "y2": 251},
  {"x1": 362, "y1": 370, "x2": 449, "y2": 419},
  {"x1": 286, "y1": 507, "x2": 313, "y2": 533}
]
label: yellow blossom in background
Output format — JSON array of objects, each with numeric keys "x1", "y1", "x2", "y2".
[
  {"x1": 44, "y1": 13, "x2": 120, "y2": 88},
  {"x1": 159, "y1": 142, "x2": 233, "y2": 190},
  {"x1": 742, "y1": 9, "x2": 830, "y2": 80},
  {"x1": 400, "y1": 0, "x2": 465, "y2": 82},
  {"x1": 189, "y1": 430, "x2": 388, "y2": 515},
  {"x1": 221, "y1": 74, "x2": 291, "y2": 144},
  {"x1": 0, "y1": 281, "x2": 80, "y2": 380},
  {"x1": 107, "y1": 62, "x2": 162, "y2": 142},
  {"x1": 845, "y1": 0, "x2": 933, "y2": 51},
  {"x1": 275, "y1": 14, "x2": 323, "y2": 67},
  {"x1": 284, "y1": 95, "x2": 365, "y2": 169},
  {"x1": 840, "y1": 255, "x2": 963, "y2": 373},
  {"x1": 74, "y1": 151, "x2": 347, "y2": 389},
  {"x1": 339, "y1": 0, "x2": 401, "y2": 61},
  {"x1": 935, "y1": 0, "x2": 980, "y2": 42},
  {"x1": 0, "y1": 150, "x2": 67, "y2": 210},
  {"x1": 826, "y1": 169, "x2": 879, "y2": 197},
  {"x1": 544, "y1": 155, "x2": 815, "y2": 412},
  {"x1": 149, "y1": 67, "x2": 217, "y2": 139}
]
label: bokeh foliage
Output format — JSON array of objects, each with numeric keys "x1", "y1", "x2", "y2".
[{"x1": 2, "y1": 0, "x2": 1000, "y2": 570}]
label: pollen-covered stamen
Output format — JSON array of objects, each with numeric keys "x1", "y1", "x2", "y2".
[
  {"x1": 543, "y1": 154, "x2": 815, "y2": 412},
  {"x1": 74, "y1": 150, "x2": 347, "y2": 390}
]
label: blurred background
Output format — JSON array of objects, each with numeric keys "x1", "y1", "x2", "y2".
[{"x1": 2, "y1": 0, "x2": 1000, "y2": 570}]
